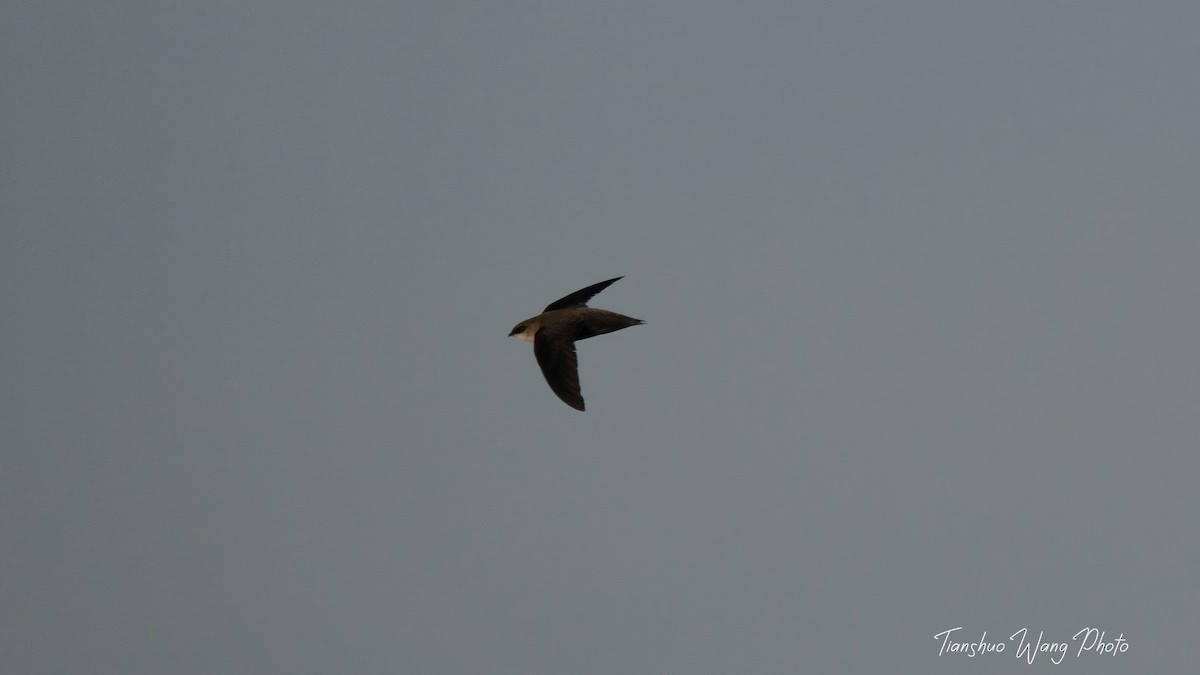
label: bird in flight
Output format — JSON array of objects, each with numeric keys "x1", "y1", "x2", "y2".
[{"x1": 508, "y1": 277, "x2": 643, "y2": 411}]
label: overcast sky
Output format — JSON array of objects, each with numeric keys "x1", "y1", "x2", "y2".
[{"x1": 4, "y1": 2, "x2": 1198, "y2": 673}]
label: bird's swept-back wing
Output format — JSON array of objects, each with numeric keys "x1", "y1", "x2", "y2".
[
  {"x1": 533, "y1": 329, "x2": 585, "y2": 410},
  {"x1": 543, "y1": 277, "x2": 623, "y2": 312}
]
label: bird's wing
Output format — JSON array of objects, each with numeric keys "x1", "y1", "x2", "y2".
[
  {"x1": 533, "y1": 329, "x2": 585, "y2": 410},
  {"x1": 543, "y1": 276, "x2": 623, "y2": 312}
]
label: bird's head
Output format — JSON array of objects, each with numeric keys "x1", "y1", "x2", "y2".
[{"x1": 508, "y1": 319, "x2": 538, "y2": 343}]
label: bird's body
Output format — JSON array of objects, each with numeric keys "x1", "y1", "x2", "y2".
[{"x1": 508, "y1": 277, "x2": 643, "y2": 411}]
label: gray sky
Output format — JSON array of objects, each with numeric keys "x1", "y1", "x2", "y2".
[{"x1": 4, "y1": 1, "x2": 1198, "y2": 673}]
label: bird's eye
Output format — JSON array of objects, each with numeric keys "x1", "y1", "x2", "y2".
[{"x1": 516, "y1": 325, "x2": 526, "y2": 333}]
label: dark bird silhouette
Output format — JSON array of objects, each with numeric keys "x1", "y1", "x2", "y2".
[{"x1": 508, "y1": 277, "x2": 643, "y2": 411}]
